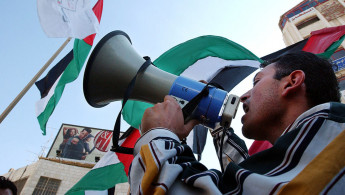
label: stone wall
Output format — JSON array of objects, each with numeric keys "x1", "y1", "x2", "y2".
[
  {"x1": 3, "y1": 159, "x2": 130, "y2": 195},
  {"x1": 3, "y1": 159, "x2": 91, "y2": 194}
]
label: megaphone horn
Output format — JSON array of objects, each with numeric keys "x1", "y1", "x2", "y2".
[
  {"x1": 84, "y1": 30, "x2": 177, "y2": 108},
  {"x1": 83, "y1": 30, "x2": 240, "y2": 128}
]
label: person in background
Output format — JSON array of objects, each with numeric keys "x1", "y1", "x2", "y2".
[
  {"x1": 59, "y1": 128, "x2": 77, "y2": 153},
  {"x1": 83, "y1": 134, "x2": 94, "y2": 155},
  {"x1": 62, "y1": 128, "x2": 92, "y2": 160},
  {"x1": 0, "y1": 176, "x2": 17, "y2": 195}
]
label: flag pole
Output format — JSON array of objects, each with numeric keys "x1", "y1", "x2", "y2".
[{"x1": 0, "y1": 37, "x2": 72, "y2": 124}]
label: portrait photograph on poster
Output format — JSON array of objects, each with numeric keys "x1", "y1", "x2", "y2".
[{"x1": 46, "y1": 124, "x2": 119, "y2": 163}]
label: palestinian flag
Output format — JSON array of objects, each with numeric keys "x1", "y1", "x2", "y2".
[
  {"x1": 66, "y1": 127, "x2": 140, "y2": 195},
  {"x1": 262, "y1": 25, "x2": 345, "y2": 61},
  {"x1": 122, "y1": 35, "x2": 262, "y2": 129},
  {"x1": 35, "y1": 0, "x2": 103, "y2": 135}
]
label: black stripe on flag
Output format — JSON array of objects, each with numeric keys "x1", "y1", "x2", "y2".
[
  {"x1": 261, "y1": 39, "x2": 309, "y2": 61},
  {"x1": 35, "y1": 49, "x2": 74, "y2": 98},
  {"x1": 209, "y1": 66, "x2": 257, "y2": 92},
  {"x1": 107, "y1": 186, "x2": 115, "y2": 194}
]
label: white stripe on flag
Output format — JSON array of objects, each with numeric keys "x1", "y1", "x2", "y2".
[
  {"x1": 93, "y1": 151, "x2": 119, "y2": 169},
  {"x1": 181, "y1": 56, "x2": 260, "y2": 82},
  {"x1": 85, "y1": 190, "x2": 108, "y2": 195},
  {"x1": 35, "y1": 74, "x2": 62, "y2": 116},
  {"x1": 186, "y1": 130, "x2": 194, "y2": 150},
  {"x1": 93, "y1": 139, "x2": 126, "y2": 169}
]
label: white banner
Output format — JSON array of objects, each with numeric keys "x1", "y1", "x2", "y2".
[{"x1": 37, "y1": 0, "x2": 99, "y2": 39}]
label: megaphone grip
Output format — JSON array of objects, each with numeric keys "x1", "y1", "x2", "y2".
[{"x1": 182, "y1": 84, "x2": 210, "y2": 123}]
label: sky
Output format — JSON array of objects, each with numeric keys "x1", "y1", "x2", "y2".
[{"x1": 0, "y1": 0, "x2": 303, "y2": 175}]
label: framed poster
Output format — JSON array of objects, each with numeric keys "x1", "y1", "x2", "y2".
[{"x1": 46, "y1": 124, "x2": 119, "y2": 163}]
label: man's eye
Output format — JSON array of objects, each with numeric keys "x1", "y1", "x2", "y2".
[{"x1": 253, "y1": 80, "x2": 259, "y2": 86}]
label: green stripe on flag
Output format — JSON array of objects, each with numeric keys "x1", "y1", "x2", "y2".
[
  {"x1": 155, "y1": 35, "x2": 262, "y2": 74},
  {"x1": 317, "y1": 35, "x2": 345, "y2": 59},
  {"x1": 66, "y1": 163, "x2": 128, "y2": 194},
  {"x1": 122, "y1": 101, "x2": 153, "y2": 129},
  {"x1": 37, "y1": 39, "x2": 91, "y2": 135}
]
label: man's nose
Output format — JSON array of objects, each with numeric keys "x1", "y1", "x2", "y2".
[{"x1": 240, "y1": 90, "x2": 250, "y2": 102}]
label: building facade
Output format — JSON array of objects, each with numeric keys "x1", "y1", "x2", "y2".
[
  {"x1": 3, "y1": 158, "x2": 93, "y2": 194},
  {"x1": 280, "y1": 0, "x2": 345, "y2": 46},
  {"x1": 2, "y1": 123, "x2": 129, "y2": 195},
  {"x1": 2, "y1": 158, "x2": 129, "y2": 195},
  {"x1": 280, "y1": 0, "x2": 345, "y2": 100}
]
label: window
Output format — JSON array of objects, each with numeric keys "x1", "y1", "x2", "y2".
[
  {"x1": 280, "y1": 0, "x2": 328, "y2": 29},
  {"x1": 32, "y1": 177, "x2": 61, "y2": 195},
  {"x1": 296, "y1": 16, "x2": 320, "y2": 30}
]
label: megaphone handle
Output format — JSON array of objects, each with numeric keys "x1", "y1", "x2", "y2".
[
  {"x1": 111, "y1": 57, "x2": 152, "y2": 155},
  {"x1": 182, "y1": 83, "x2": 210, "y2": 124}
]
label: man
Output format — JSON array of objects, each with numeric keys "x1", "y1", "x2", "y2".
[
  {"x1": 83, "y1": 134, "x2": 94, "y2": 155},
  {"x1": 129, "y1": 52, "x2": 345, "y2": 194},
  {"x1": 0, "y1": 176, "x2": 17, "y2": 195},
  {"x1": 62, "y1": 128, "x2": 92, "y2": 160}
]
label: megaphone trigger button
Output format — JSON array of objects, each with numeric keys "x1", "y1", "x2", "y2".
[{"x1": 231, "y1": 97, "x2": 237, "y2": 104}]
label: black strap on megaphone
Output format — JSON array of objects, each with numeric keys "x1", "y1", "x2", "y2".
[
  {"x1": 111, "y1": 56, "x2": 152, "y2": 155},
  {"x1": 181, "y1": 82, "x2": 223, "y2": 124}
]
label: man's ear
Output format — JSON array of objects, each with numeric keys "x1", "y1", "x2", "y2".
[{"x1": 281, "y1": 70, "x2": 305, "y2": 97}]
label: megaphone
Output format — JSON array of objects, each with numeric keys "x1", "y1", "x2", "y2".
[{"x1": 83, "y1": 31, "x2": 240, "y2": 128}]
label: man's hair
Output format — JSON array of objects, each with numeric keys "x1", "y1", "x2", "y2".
[
  {"x1": 82, "y1": 128, "x2": 92, "y2": 134},
  {"x1": 0, "y1": 176, "x2": 17, "y2": 195},
  {"x1": 262, "y1": 51, "x2": 340, "y2": 107}
]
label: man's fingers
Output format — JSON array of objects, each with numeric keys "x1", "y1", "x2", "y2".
[
  {"x1": 164, "y1": 95, "x2": 177, "y2": 103},
  {"x1": 184, "y1": 119, "x2": 200, "y2": 135},
  {"x1": 163, "y1": 95, "x2": 181, "y2": 110}
]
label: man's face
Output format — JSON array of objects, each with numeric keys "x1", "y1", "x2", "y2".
[
  {"x1": 71, "y1": 138, "x2": 79, "y2": 145},
  {"x1": 79, "y1": 130, "x2": 89, "y2": 139},
  {"x1": 240, "y1": 63, "x2": 284, "y2": 140}
]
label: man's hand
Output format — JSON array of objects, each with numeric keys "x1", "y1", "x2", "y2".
[{"x1": 141, "y1": 95, "x2": 199, "y2": 140}]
